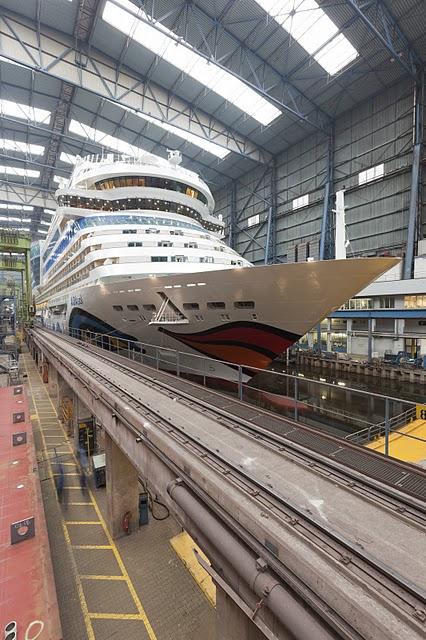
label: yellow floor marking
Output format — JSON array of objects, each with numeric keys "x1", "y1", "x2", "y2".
[
  {"x1": 72, "y1": 545, "x2": 113, "y2": 550},
  {"x1": 89, "y1": 496, "x2": 158, "y2": 639},
  {"x1": 65, "y1": 521, "x2": 102, "y2": 525},
  {"x1": 80, "y1": 575, "x2": 127, "y2": 581},
  {"x1": 30, "y1": 413, "x2": 38, "y2": 420},
  {"x1": 170, "y1": 532, "x2": 216, "y2": 607},
  {"x1": 88, "y1": 613, "x2": 144, "y2": 621},
  {"x1": 69, "y1": 502, "x2": 95, "y2": 506},
  {"x1": 53, "y1": 472, "x2": 80, "y2": 476},
  {"x1": 25, "y1": 355, "x2": 158, "y2": 640},
  {"x1": 63, "y1": 487, "x2": 88, "y2": 491},
  {"x1": 25, "y1": 357, "x2": 96, "y2": 640}
]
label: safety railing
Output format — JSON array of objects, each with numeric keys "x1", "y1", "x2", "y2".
[
  {"x1": 39, "y1": 322, "x2": 420, "y2": 454},
  {"x1": 345, "y1": 407, "x2": 417, "y2": 445}
]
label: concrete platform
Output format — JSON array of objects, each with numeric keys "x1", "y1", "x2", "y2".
[
  {"x1": 23, "y1": 352, "x2": 215, "y2": 640},
  {"x1": 0, "y1": 384, "x2": 62, "y2": 638}
]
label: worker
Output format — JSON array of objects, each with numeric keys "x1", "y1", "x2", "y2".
[{"x1": 56, "y1": 462, "x2": 65, "y2": 503}]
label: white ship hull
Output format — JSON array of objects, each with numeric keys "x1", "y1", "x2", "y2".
[{"x1": 42, "y1": 257, "x2": 399, "y2": 376}]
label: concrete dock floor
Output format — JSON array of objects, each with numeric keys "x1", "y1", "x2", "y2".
[{"x1": 24, "y1": 352, "x2": 215, "y2": 640}]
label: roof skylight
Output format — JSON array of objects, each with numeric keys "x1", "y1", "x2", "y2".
[
  {"x1": 60, "y1": 152, "x2": 78, "y2": 164},
  {"x1": 53, "y1": 175, "x2": 68, "y2": 185},
  {"x1": 0, "y1": 139, "x2": 45, "y2": 155},
  {"x1": 102, "y1": 0, "x2": 281, "y2": 126},
  {"x1": 254, "y1": 1, "x2": 358, "y2": 75},
  {"x1": 0, "y1": 203, "x2": 33, "y2": 211},
  {"x1": 69, "y1": 119, "x2": 148, "y2": 157},
  {"x1": 0, "y1": 165, "x2": 39, "y2": 178},
  {"x1": 0, "y1": 99, "x2": 51, "y2": 124},
  {"x1": 113, "y1": 102, "x2": 230, "y2": 159}
]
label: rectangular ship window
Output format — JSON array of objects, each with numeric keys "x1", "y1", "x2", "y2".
[
  {"x1": 113, "y1": 305, "x2": 123, "y2": 311},
  {"x1": 234, "y1": 301, "x2": 255, "y2": 309},
  {"x1": 127, "y1": 305, "x2": 139, "y2": 311},
  {"x1": 151, "y1": 256, "x2": 168, "y2": 262},
  {"x1": 183, "y1": 303, "x2": 200, "y2": 310},
  {"x1": 207, "y1": 301, "x2": 225, "y2": 309},
  {"x1": 143, "y1": 304, "x2": 156, "y2": 311}
]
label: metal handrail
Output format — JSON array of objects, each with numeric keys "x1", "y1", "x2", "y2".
[
  {"x1": 42, "y1": 322, "x2": 417, "y2": 406},
  {"x1": 346, "y1": 407, "x2": 417, "y2": 445}
]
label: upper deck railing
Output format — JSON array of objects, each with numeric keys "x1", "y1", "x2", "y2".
[{"x1": 70, "y1": 152, "x2": 197, "y2": 186}]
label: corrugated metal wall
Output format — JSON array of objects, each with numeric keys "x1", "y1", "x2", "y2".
[{"x1": 214, "y1": 78, "x2": 424, "y2": 264}]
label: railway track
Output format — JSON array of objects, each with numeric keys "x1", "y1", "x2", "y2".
[{"x1": 33, "y1": 329, "x2": 426, "y2": 638}]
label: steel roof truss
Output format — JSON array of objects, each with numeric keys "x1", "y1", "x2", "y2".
[{"x1": 0, "y1": 11, "x2": 268, "y2": 164}]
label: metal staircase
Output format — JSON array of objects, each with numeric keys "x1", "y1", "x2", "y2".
[{"x1": 149, "y1": 292, "x2": 189, "y2": 325}]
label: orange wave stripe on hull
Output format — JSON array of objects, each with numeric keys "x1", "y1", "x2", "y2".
[{"x1": 180, "y1": 338, "x2": 273, "y2": 368}]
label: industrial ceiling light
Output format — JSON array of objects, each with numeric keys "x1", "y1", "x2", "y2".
[
  {"x1": 102, "y1": 0, "x2": 281, "y2": 126},
  {"x1": 254, "y1": 0, "x2": 358, "y2": 75}
]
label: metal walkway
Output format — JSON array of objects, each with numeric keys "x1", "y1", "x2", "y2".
[{"x1": 43, "y1": 330, "x2": 426, "y2": 504}]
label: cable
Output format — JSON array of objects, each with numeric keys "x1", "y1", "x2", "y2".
[{"x1": 139, "y1": 476, "x2": 170, "y2": 520}]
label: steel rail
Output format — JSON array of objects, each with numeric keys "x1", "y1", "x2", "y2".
[
  {"x1": 40, "y1": 329, "x2": 426, "y2": 518},
  {"x1": 33, "y1": 330, "x2": 426, "y2": 625}
]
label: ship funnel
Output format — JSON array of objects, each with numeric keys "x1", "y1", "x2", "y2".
[{"x1": 167, "y1": 149, "x2": 182, "y2": 166}]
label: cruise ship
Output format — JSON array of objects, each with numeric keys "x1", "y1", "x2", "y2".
[{"x1": 36, "y1": 151, "x2": 398, "y2": 377}]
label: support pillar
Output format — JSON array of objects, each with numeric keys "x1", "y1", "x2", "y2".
[
  {"x1": 367, "y1": 317, "x2": 375, "y2": 362},
  {"x1": 319, "y1": 129, "x2": 334, "y2": 260},
  {"x1": 47, "y1": 362, "x2": 59, "y2": 400},
  {"x1": 57, "y1": 373, "x2": 75, "y2": 436},
  {"x1": 404, "y1": 74, "x2": 424, "y2": 279},
  {"x1": 264, "y1": 159, "x2": 277, "y2": 265},
  {"x1": 72, "y1": 396, "x2": 92, "y2": 455},
  {"x1": 229, "y1": 181, "x2": 237, "y2": 250},
  {"x1": 105, "y1": 432, "x2": 139, "y2": 538}
]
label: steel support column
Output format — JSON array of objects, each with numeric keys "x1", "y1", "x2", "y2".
[
  {"x1": 229, "y1": 181, "x2": 237, "y2": 251},
  {"x1": 319, "y1": 130, "x2": 334, "y2": 261},
  {"x1": 264, "y1": 160, "x2": 277, "y2": 265},
  {"x1": 404, "y1": 74, "x2": 424, "y2": 280}
]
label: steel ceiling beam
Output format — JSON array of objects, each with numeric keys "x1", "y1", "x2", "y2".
[
  {"x1": 124, "y1": 0, "x2": 331, "y2": 134},
  {"x1": 0, "y1": 181, "x2": 56, "y2": 209},
  {"x1": 0, "y1": 9, "x2": 270, "y2": 165},
  {"x1": 344, "y1": 0, "x2": 421, "y2": 79},
  {"x1": 74, "y1": 0, "x2": 102, "y2": 43}
]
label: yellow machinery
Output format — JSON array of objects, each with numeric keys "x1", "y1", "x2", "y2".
[{"x1": 0, "y1": 230, "x2": 32, "y2": 324}]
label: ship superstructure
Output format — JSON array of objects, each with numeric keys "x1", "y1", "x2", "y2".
[{"x1": 36, "y1": 152, "x2": 398, "y2": 374}]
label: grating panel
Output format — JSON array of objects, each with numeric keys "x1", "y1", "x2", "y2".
[
  {"x1": 252, "y1": 414, "x2": 295, "y2": 436},
  {"x1": 225, "y1": 403, "x2": 263, "y2": 421},
  {"x1": 396, "y1": 474, "x2": 426, "y2": 500},
  {"x1": 333, "y1": 449, "x2": 407, "y2": 485},
  {"x1": 202, "y1": 394, "x2": 237, "y2": 410},
  {"x1": 285, "y1": 430, "x2": 343, "y2": 457}
]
